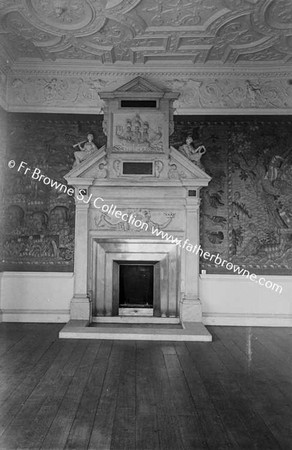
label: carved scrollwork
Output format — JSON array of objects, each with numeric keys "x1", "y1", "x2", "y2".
[
  {"x1": 10, "y1": 76, "x2": 106, "y2": 109},
  {"x1": 7, "y1": 72, "x2": 292, "y2": 113},
  {"x1": 154, "y1": 160, "x2": 164, "y2": 178},
  {"x1": 113, "y1": 159, "x2": 122, "y2": 177}
]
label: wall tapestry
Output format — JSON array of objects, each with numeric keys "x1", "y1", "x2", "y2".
[
  {"x1": 1, "y1": 113, "x2": 292, "y2": 274},
  {"x1": 171, "y1": 116, "x2": 292, "y2": 274},
  {"x1": 0, "y1": 112, "x2": 106, "y2": 271}
]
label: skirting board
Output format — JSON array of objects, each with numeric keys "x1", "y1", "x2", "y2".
[
  {"x1": 0, "y1": 309, "x2": 70, "y2": 323},
  {"x1": 1, "y1": 310, "x2": 292, "y2": 326},
  {"x1": 203, "y1": 313, "x2": 292, "y2": 327}
]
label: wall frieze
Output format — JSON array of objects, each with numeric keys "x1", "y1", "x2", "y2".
[{"x1": 4, "y1": 67, "x2": 292, "y2": 113}]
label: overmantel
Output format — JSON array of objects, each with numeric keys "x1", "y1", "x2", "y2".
[{"x1": 65, "y1": 76, "x2": 210, "y2": 194}]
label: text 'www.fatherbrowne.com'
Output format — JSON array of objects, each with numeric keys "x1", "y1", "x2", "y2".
[{"x1": 150, "y1": 227, "x2": 283, "y2": 294}]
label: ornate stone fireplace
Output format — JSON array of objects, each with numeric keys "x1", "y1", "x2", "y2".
[
  {"x1": 65, "y1": 77, "x2": 211, "y2": 332},
  {"x1": 92, "y1": 239, "x2": 180, "y2": 317}
]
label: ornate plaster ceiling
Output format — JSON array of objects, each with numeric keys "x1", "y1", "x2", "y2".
[{"x1": 0, "y1": 0, "x2": 292, "y2": 66}]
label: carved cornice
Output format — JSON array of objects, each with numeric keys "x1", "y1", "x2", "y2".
[{"x1": 8, "y1": 62, "x2": 292, "y2": 78}]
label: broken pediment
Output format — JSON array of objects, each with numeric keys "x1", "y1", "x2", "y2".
[{"x1": 64, "y1": 144, "x2": 210, "y2": 188}]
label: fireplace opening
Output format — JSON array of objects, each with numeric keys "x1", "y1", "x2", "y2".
[{"x1": 119, "y1": 263, "x2": 154, "y2": 308}]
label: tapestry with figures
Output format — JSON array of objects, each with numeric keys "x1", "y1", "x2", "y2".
[
  {"x1": 0, "y1": 112, "x2": 106, "y2": 271},
  {"x1": 170, "y1": 116, "x2": 292, "y2": 274}
]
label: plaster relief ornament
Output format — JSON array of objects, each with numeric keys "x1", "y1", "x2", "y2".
[
  {"x1": 179, "y1": 136, "x2": 206, "y2": 170},
  {"x1": 113, "y1": 159, "x2": 121, "y2": 177},
  {"x1": 3, "y1": 0, "x2": 292, "y2": 72},
  {"x1": 97, "y1": 161, "x2": 108, "y2": 179},
  {"x1": 94, "y1": 208, "x2": 175, "y2": 232},
  {"x1": 168, "y1": 161, "x2": 187, "y2": 180},
  {"x1": 73, "y1": 133, "x2": 98, "y2": 167},
  {"x1": 32, "y1": 0, "x2": 87, "y2": 25}
]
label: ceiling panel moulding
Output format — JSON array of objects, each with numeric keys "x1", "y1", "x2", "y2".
[{"x1": 1, "y1": 0, "x2": 292, "y2": 68}]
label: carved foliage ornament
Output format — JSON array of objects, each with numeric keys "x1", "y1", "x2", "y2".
[
  {"x1": 94, "y1": 208, "x2": 175, "y2": 232},
  {"x1": 10, "y1": 76, "x2": 106, "y2": 109},
  {"x1": 9, "y1": 74, "x2": 292, "y2": 111}
]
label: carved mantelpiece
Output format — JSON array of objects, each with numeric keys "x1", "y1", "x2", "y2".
[{"x1": 65, "y1": 77, "x2": 211, "y2": 325}]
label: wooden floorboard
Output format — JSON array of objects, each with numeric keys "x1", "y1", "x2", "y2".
[
  {"x1": 216, "y1": 326, "x2": 292, "y2": 448},
  {"x1": 87, "y1": 341, "x2": 123, "y2": 450},
  {"x1": 0, "y1": 324, "x2": 292, "y2": 449}
]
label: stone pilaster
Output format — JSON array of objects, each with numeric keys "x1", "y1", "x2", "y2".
[
  {"x1": 180, "y1": 196, "x2": 202, "y2": 322},
  {"x1": 70, "y1": 199, "x2": 91, "y2": 321}
]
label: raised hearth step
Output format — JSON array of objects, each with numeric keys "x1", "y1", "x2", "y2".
[
  {"x1": 59, "y1": 320, "x2": 212, "y2": 342},
  {"x1": 92, "y1": 316, "x2": 180, "y2": 324}
]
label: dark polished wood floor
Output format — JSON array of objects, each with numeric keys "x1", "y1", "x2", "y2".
[{"x1": 0, "y1": 324, "x2": 291, "y2": 449}]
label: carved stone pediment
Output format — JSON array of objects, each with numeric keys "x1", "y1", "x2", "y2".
[{"x1": 113, "y1": 76, "x2": 165, "y2": 94}]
